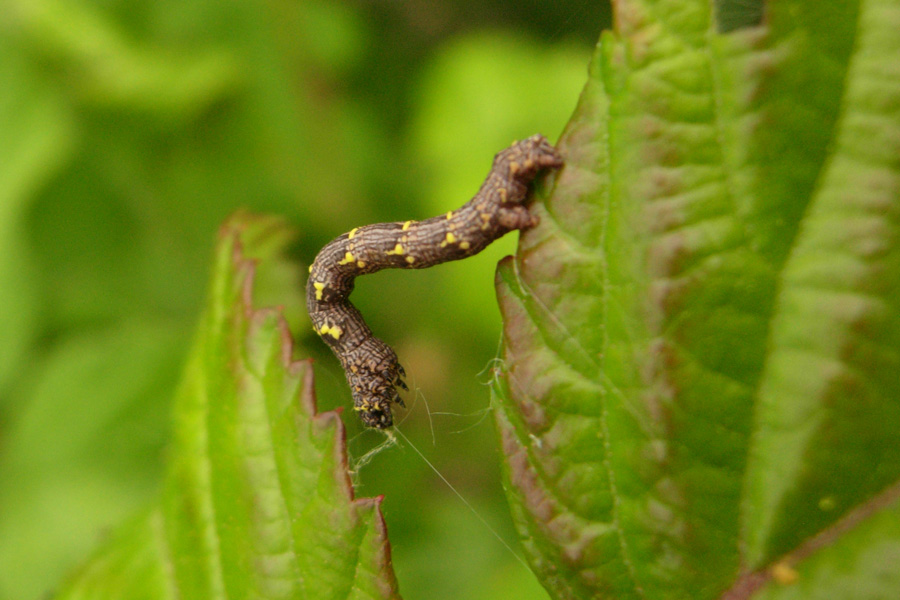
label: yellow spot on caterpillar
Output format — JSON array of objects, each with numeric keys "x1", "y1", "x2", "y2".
[
  {"x1": 313, "y1": 281, "x2": 326, "y2": 300},
  {"x1": 401, "y1": 235, "x2": 408, "y2": 242},
  {"x1": 386, "y1": 243, "x2": 405, "y2": 255},
  {"x1": 402, "y1": 220, "x2": 413, "y2": 231},
  {"x1": 481, "y1": 213, "x2": 491, "y2": 222},
  {"x1": 509, "y1": 161, "x2": 520, "y2": 175},
  {"x1": 460, "y1": 241, "x2": 471, "y2": 250},
  {"x1": 498, "y1": 188, "x2": 508, "y2": 202},
  {"x1": 446, "y1": 211, "x2": 453, "y2": 220},
  {"x1": 357, "y1": 261, "x2": 366, "y2": 268},
  {"x1": 348, "y1": 227, "x2": 359, "y2": 239},
  {"x1": 338, "y1": 251, "x2": 355, "y2": 265},
  {"x1": 318, "y1": 323, "x2": 343, "y2": 340},
  {"x1": 405, "y1": 256, "x2": 415, "y2": 264},
  {"x1": 308, "y1": 265, "x2": 313, "y2": 273},
  {"x1": 350, "y1": 365, "x2": 358, "y2": 373},
  {"x1": 440, "y1": 231, "x2": 457, "y2": 248}
]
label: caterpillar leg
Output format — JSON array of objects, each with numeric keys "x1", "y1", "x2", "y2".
[{"x1": 494, "y1": 134, "x2": 563, "y2": 176}]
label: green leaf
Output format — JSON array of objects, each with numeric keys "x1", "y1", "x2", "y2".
[
  {"x1": 56, "y1": 213, "x2": 399, "y2": 599},
  {"x1": 495, "y1": 0, "x2": 900, "y2": 598}
]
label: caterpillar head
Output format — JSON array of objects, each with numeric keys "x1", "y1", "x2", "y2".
[
  {"x1": 344, "y1": 338, "x2": 407, "y2": 429},
  {"x1": 357, "y1": 395, "x2": 395, "y2": 429}
]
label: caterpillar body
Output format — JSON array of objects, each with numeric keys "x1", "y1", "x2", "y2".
[{"x1": 307, "y1": 135, "x2": 563, "y2": 428}]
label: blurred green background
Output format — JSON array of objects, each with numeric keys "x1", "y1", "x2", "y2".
[{"x1": 0, "y1": 1, "x2": 608, "y2": 598}]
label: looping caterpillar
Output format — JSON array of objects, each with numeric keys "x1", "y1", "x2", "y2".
[{"x1": 307, "y1": 135, "x2": 563, "y2": 428}]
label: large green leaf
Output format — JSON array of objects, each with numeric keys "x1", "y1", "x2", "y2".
[
  {"x1": 495, "y1": 0, "x2": 900, "y2": 598},
  {"x1": 55, "y1": 213, "x2": 399, "y2": 599}
]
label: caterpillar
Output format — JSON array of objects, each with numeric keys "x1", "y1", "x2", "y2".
[{"x1": 307, "y1": 135, "x2": 563, "y2": 428}]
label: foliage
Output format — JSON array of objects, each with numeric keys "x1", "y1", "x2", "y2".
[
  {"x1": 495, "y1": 0, "x2": 900, "y2": 598},
  {"x1": 54, "y1": 214, "x2": 398, "y2": 599}
]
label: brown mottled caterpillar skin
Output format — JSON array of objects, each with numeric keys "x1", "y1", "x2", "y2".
[{"x1": 307, "y1": 135, "x2": 563, "y2": 428}]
